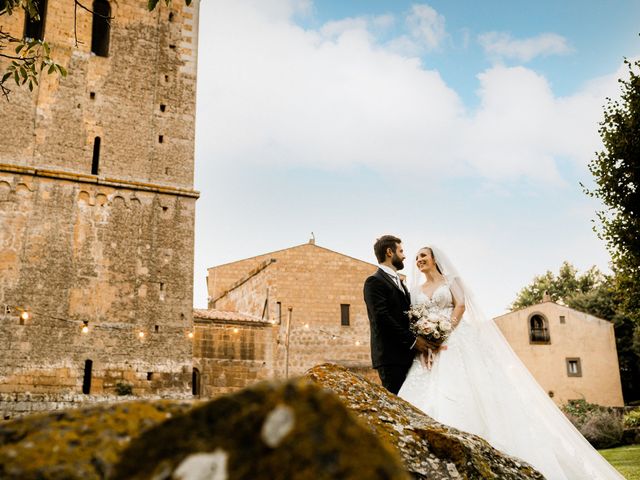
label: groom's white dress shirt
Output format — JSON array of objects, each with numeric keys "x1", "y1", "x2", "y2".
[{"x1": 378, "y1": 264, "x2": 404, "y2": 291}]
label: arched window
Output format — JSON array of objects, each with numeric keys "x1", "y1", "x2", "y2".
[
  {"x1": 192, "y1": 367, "x2": 201, "y2": 396},
  {"x1": 91, "y1": 0, "x2": 111, "y2": 57},
  {"x1": 24, "y1": 0, "x2": 48, "y2": 40},
  {"x1": 529, "y1": 314, "x2": 550, "y2": 344},
  {"x1": 82, "y1": 359, "x2": 93, "y2": 394}
]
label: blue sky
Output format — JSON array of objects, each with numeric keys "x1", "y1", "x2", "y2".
[{"x1": 193, "y1": 0, "x2": 639, "y2": 317}]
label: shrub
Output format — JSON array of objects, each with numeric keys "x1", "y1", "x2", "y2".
[
  {"x1": 580, "y1": 410, "x2": 624, "y2": 449},
  {"x1": 115, "y1": 382, "x2": 133, "y2": 396},
  {"x1": 624, "y1": 408, "x2": 640, "y2": 428},
  {"x1": 562, "y1": 399, "x2": 623, "y2": 449}
]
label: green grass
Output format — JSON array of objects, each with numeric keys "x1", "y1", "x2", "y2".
[{"x1": 599, "y1": 444, "x2": 640, "y2": 480}]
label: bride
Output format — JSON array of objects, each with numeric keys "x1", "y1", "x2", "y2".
[{"x1": 398, "y1": 246, "x2": 625, "y2": 480}]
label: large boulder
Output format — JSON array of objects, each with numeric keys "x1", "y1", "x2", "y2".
[
  {"x1": 112, "y1": 379, "x2": 409, "y2": 479},
  {"x1": 0, "y1": 401, "x2": 194, "y2": 479},
  {"x1": 306, "y1": 363, "x2": 545, "y2": 480}
]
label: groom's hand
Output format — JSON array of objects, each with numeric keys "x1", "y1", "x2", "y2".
[{"x1": 414, "y1": 335, "x2": 440, "y2": 353}]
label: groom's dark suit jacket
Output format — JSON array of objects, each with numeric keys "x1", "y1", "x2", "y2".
[{"x1": 363, "y1": 269, "x2": 415, "y2": 369}]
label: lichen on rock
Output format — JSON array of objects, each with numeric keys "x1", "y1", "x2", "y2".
[
  {"x1": 305, "y1": 363, "x2": 545, "y2": 480},
  {"x1": 0, "y1": 400, "x2": 194, "y2": 479}
]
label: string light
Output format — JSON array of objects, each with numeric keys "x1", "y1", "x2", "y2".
[
  {"x1": 187, "y1": 331, "x2": 194, "y2": 339},
  {"x1": 3, "y1": 304, "x2": 194, "y2": 339},
  {"x1": 232, "y1": 328, "x2": 239, "y2": 334}
]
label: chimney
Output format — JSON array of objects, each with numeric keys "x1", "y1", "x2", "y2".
[{"x1": 542, "y1": 291, "x2": 551, "y2": 302}]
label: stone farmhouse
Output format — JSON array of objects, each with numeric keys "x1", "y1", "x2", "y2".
[
  {"x1": 494, "y1": 300, "x2": 624, "y2": 407},
  {"x1": 1, "y1": 0, "x2": 200, "y2": 417},
  {"x1": 200, "y1": 239, "x2": 378, "y2": 396}
]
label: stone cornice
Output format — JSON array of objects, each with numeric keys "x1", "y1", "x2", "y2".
[{"x1": 0, "y1": 163, "x2": 200, "y2": 199}]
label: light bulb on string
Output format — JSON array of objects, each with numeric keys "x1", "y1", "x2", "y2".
[{"x1": 81, "y1": 321, "x2": 89, "y2": 334}]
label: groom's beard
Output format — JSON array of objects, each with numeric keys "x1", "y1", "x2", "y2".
[{"x1": 391, "y1": 255, "x2": 404, "y2": 271}]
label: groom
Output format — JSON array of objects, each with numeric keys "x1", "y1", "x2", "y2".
[{"x1": 364, "y1": 235, "x2": 430, "y2": 394}]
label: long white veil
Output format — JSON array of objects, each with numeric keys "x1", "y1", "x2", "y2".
[{"x1": 408, "y1": 245, "x2": 624, "y2": 480}]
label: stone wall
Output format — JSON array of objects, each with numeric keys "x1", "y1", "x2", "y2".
[
  {"x1": 0, "y1": 0, "x2": 200, "y2": 417},
  {"x1": 0, "y1": 0, "x2": 198, "y2": 189},
  {"x1": 0, "y1": 172, "x2": 197, "y2": 405},
  {"x1": 192, "y1": 310, "x2": 276, "y2": 396}
]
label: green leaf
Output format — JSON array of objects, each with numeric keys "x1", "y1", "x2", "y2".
[
  {"x1": 57, "y1": 65, "x2": 67, "y2": 77},
  {"x1": 48, "y1": 64, "x2": 55, "y2": 74},
  {"x1": 15, "y1": 43, "x2": 24, "y2": 54},
  {"x1": 28, "y1": 81, "x2": 33, "y2": 92},
  {"x1": 13, "y1": 70, "x2": 19, "y2": 84},
  {"x1": 43, "y1": 42, "x2": 50, "y2": 56},
  {"x1": 19, "y1": 66, "x2": 27, "y2": 80},
  {"x1": 1, "y1": 72, "x2": 11, "y2": 83},
  {"x1": 148, "y1": 0, "x2": 160, "y2": 11}
]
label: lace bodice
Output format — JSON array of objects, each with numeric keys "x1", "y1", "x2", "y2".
[{"x1": 413, "y1": 283, "x2": 454, "y2": 317}]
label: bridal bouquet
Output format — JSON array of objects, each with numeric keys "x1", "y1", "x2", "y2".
[
  {"x1": 407, "y1": 304, "x2": 452, "y2": 369},
  {"x1": 407, "y1": 304, "x2": 452, "y2": 342}
]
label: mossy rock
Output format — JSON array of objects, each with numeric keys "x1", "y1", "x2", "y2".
[
  {"x1": 0, "y1": 400, "x2": 194, "y2": 479},
  {"x1": 306, "y1": 363, "x2": 545, "y2": 480},
  {"x1": 113, "y1": 379, "x2": 409, "y2": 479}
]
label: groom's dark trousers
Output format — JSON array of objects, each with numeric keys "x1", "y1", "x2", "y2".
[{"x1": 364, "y1": 269, "x2": 416, "y2": 395}]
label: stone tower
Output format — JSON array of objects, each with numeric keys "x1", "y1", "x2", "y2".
[{"x1": 0, "y1": 0, "x2": 199, "y2": 416}]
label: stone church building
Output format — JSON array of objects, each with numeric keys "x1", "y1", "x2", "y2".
[
  {"x1": 495, "y1": 301, "x2": 624, "y2": 407},
  {"x1": 1, "y1": 0, "x2": 200, "y2": 417},
  {"x1": 199, "y1": 239, "x2": 378, "y2": 396}
]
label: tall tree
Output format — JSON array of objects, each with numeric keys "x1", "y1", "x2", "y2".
[
  {"x1": 585, "y1": 57, "x2": 640, "y2": 323},
  {"x1": 510, "y1": 262, "x2": 603, "y2": 310}
]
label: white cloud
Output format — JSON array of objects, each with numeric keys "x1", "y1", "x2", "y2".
[
  {"x1": 478, "y1": 32, "x2": 573, "y2": 62},
  {"x1": 197, "y1": 0, "x2": 624, "y2": 186},
  {"x1": 405, "y1": 4, "x2": 447, "y2": 51}
]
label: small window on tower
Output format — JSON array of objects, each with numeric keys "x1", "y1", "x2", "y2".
[
  {"x1": 91, "y1": 137, "x2": 101, "y2": 175},
  {"x1": 559, "y1": 315, "x2": 566, "y2": 324},
  {"x1": 24, "y1": 0, "x2": 48, "y2": 40},
  {"x1": 91, "y1": 0, "x2": 111, "y2": 57},
  {"x1": 82, "y1": 359, "x2": 93, "y2": 394},
  {"x1": 340, "y1": 304, "x2": 350, "y2": 326}
]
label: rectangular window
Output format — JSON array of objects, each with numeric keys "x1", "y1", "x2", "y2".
[
  {"x1": 341, "y1": 304, "x2": 350, "y2": 326},
  {"x1": 559, "y1": 315, "x2": 566, "y2": 324},
  {"x1": 566, "y1": 358, "x2": 582, "y2": 377},
  {"x1": 276, "y1": 302, "x2": 282, "y2": 323}
]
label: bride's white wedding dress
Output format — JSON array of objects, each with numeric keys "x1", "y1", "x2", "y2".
[{"x1": 398, "y1": 283, "x2": 624, "y2": 480}]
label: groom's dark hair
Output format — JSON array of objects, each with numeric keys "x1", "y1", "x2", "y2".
[{"x1": 374, "y1": 235, "x2": 402, "y2": 263}]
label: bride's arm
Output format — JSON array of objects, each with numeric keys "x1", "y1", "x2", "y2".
[
  {"x1": 451, "y1": 296, "x2": 465, "y2": 329},
  {"x1": 448, "y1": 278, "x2": 466, "y2": 329}
]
